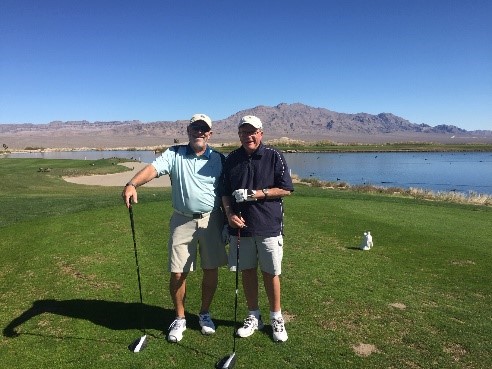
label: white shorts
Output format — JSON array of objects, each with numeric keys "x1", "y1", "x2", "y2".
[
  {"x1": 168, "y1": 209, "x2": 227, "y2": 273},
  {"x1": 228, "y1": 235, "x2": 284, "y2": 275}
]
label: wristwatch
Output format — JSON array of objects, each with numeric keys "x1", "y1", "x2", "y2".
[{"x1": 262, "y1": 188, "x2": 269, "y2": 198}]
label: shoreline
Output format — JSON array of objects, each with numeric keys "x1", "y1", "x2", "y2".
[
  {"x1": 17, "y1": 157, "x2": 492, "y2": 205},
  {"x1": 63, "y1": 162, "x2": 171, "y2": 187},
  {"x1": 2, "y1": 146, "x2": 168, "y2": 154},
  {"x1": 2, "y1": 141, "x2": 492, "y2": 155},
  {"x1": 61, "y1": 162, "x2": 491, "y2": 206}
]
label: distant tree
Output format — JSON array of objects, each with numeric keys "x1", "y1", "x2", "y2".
[{"x1": 2, "y1": 144, "x2": 7, "y2": 150}]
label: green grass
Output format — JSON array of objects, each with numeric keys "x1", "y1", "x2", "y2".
[{"x1": 1, "y1": 158, "x2": 491, "y2": 368}]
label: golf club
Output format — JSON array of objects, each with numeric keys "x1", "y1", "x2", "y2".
[
  {"x1": 127, "y1": 203, "x2": 148, "y2": 353},
  {"x1": 216, "y1": 212, "x2": 242, "y2": 369}
]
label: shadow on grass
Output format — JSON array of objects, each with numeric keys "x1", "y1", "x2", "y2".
[{"x1": 2, "y1": 299, "x2": 235, "y2": 339}]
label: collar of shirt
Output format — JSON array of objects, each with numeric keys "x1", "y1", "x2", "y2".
[{"x1": 185, "y1": 144, "x2": 213, "y2": 158}]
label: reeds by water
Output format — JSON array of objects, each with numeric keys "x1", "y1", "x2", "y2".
[{"x1": 296, "y1": 175, "x2": 492, "y2": 206}]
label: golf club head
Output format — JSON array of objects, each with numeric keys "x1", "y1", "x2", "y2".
[
  {"x1": 216, "y1": 352, "x2": 236, "y2": 369},
  {"x1": 128, "y1": 334, "x2": 148, "y2": 352}
]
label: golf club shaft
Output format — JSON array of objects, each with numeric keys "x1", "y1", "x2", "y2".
[
  {"x1": 232, "y1": 212, "x2": 241, "y2": 353},
  {"x1": 129, "y1": 204, "x2": 145, "y2": 334}
]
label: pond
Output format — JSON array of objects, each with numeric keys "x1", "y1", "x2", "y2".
[{"x1": 4, "y1": 150, "x2": 492, "y2": 195}]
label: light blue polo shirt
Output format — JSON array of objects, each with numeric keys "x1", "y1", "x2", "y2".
[{"x1": 152, "y1": 144, "x2": 225, "y2": 214}]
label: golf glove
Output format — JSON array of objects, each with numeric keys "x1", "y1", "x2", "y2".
[
  {"x1": 221, "y1": 225, "x2": 230, "y2": 244},
  {"x1": 233, "y1": 189, "x2": 256, "y2": 202}
]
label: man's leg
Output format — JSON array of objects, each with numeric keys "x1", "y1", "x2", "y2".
[
  {"x1": 259, "y1": 235, "x2": 287, "y2": 342},
  {"x1": 236, "y1": 268, "x2": 264, "y2": 338},
  {"x1": 169, "y1": 272, "x2": 188, "y2": 317},
  {"x1": 242, "y1": 268, "x2": 259, "y2": 311},
  {"x1": 198, "y1": 268, "x2": 219, "y2": 335},
  {"x1": 262, "y1": 271, "x2": 281, "y2": 312},
  {"x1": 167, "y1": 271, "x2": 188, "y2": 342},
  {"x1": 262, "y1": 271, "x2": 288, "y2": 342},
  {"x1": 200, "y1": 268, "x2": 218, "y2": 313}
]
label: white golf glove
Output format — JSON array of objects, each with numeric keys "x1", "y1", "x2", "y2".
[
  {"x1": 221, "y1": 225, "x2": 230, "y2": 244},
  {"x1": 232, "y1": 189, "x2": 257, "y2": 202}
]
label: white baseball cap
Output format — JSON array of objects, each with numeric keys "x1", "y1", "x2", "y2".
[
  {"x1": 238, "y1": 115, "x2": 262, "y2": 130},
  {"x1": 189, "y1": 113, "x2": 212, "y2": 129}
]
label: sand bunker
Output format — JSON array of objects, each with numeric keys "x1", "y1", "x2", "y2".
[{"x1": 63, "y1": 162, "x2": 171, "y2": 187}]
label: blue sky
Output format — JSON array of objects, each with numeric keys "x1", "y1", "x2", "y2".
[{"x1": 1, "y1": 0, "x2": 491, "y2": 130}]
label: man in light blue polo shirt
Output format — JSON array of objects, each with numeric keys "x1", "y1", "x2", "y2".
[{"x1": 122, "y1": 113, "x2": 227, "y2": 343}]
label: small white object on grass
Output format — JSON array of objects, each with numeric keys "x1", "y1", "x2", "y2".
[{"x1": 360, "y1": 231, "x2": 373, "y2": 251}]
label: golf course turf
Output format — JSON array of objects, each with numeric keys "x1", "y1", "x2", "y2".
[{"x1": 1, "y1": 158, "x2": 491, "y2": 368}]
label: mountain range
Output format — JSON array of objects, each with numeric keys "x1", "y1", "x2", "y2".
[{"x1": 1, "y1": 103, "x2": 491, "y2": 149}]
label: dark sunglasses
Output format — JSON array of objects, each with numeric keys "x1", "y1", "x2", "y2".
[{"x1": 189, "y1": 124, "x2": 210, "y2": 132}]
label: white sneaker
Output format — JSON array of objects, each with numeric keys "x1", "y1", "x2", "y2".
[
  {"x1": 199, "y1": 313, "x2": 216, "y2": 335},
  {"x1": 167, "y1": 318, "x2": 186, "y2": 342},
  {"x1": 236, "y1": 315, "x2": 264, "y2": 338},
  {"x1": 271, "y1": 317, "x2": 288, "y2": 342}
]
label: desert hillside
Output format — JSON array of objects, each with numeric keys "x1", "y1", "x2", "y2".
[{"x1": 1, "y1": 103, "x2": 491, "y2": 150}]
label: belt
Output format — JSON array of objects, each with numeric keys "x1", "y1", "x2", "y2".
[{"x1": 174, "y1": 209, "x2": 213, "y2": 219}]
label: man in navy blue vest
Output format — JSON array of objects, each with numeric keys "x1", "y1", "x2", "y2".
[{"x1": 222, "y1": 115, "x2": 294, "y2": 342}]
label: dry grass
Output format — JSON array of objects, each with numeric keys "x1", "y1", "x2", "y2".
[
  {"x1": 298, "y1": 177, "x2": 492, "y2": 206},
  {"x1": 407, "y1": 187, "x2": 492, "y2": 206}
]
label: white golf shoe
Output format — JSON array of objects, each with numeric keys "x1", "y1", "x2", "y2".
[
  {"x1": 236, "y1": 315, "x2": 264, "y2": 338},
  {"x1": 271, "y1": 316, "x2": 288, "y2": 342},
  {"x1": 167, "y1": 318, "x2": 186, "y2": 342},
  {"x1": 199, "y1": 312, "x2": 216, "y2": 335}
]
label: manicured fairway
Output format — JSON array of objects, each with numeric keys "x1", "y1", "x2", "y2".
[{"x1": 1, "y1": 158, "x2": 491, "y2": 368}]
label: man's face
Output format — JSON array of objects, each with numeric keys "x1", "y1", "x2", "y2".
[
  {"x1": 187, "y1": 121, "x2": 212, "y2": 151},
  {"x1": 238, "y1": 124, "x2": 263, "y2": 154}
]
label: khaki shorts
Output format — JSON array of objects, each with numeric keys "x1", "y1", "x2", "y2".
[
  {"x1": 228, "y1": 235, "x2": 284, "y2": 275},
  {"x1": 168, "y1": 210, "x2": 227, "y2": 273}
]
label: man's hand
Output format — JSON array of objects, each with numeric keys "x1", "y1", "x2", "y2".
[
  {"x1": 122, "y1": 183, "x2": 138, "y2": 208},
  {"x1": 232, "y1": 189, "x2": 257, "y2": 203}
]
